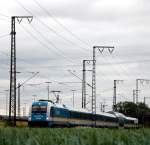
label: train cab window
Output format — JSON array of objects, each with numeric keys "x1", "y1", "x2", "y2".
[{"x1": 32, "y1": 105, "x2": 47, "y2": 113}]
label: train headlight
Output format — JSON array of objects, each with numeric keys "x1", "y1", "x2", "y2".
[
  {"x1": 28, "y1": 116, "x2": 31, "y2": 121},
  {"x1": 46, "y1": 117, "x2": 49, "y2": 120}
]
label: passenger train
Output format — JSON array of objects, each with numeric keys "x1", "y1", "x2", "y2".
[{"x1": 28, "y1": 100, "x2": 138, "y2": 128}]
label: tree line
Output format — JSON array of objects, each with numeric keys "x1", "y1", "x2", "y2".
[{"x1": 115, "y1": 101, "x2": 150, "y2": 126}]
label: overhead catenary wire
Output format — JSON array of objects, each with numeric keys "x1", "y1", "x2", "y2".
[
  {"x1": 15, "y1": 0, "x2": 144, "y2": 86},
  {"x1": 0, "y1": 13, "x2": 10, "y2": 23},
  {"x1": 110, "y1": 55, "x2": 132, "y2": 79},
  {"x1": 17, "y1": 72, "x2": 40, "y2": 88},
  {"x1": 0, "y1": 8, "x2": 146, "y2": 81},
  {"x1": 15, "y1": 0, "x2": 144, "y2": 83},
  {"x1": 0, "y1": 34, "x2": 9, "y2": 39},
  {"x1": 29, "y1": 23, "x2": 78, "y2": 63},
  {"x1": 15, "y1": 59, "x2": 150, "y2": 69},
  {"x1": 0, "y1": 4, "x2": 147, "y2": 111},
  {"x1": 0, "y1": 13, "x2": 83, "y2": 97},
  {"x1": 0, "y1": 13, "x2": 10, "y2": 19},
  {"x1": 19, "y1": 24, "x2": 77, "y2": 64},
  {"x1": 32, "y1": 0, "x2": 91, "y2": 47},
  {"x1": 15, "y1": 0, "x2": 91, "y2": 54},
  {"x1": 0, "y1": 18, "x2": 10, "y2": 23},
  {"x1": 97, "y1": 53, "x2": 123, "y2": 79}
]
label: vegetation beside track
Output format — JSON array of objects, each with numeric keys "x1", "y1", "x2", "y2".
[
  {"x1": 0, "y1": 120, "x2": 28, "y2": 128},
  {"x1": 0, "y1": 128, "x2": 150, "y2": 145}
]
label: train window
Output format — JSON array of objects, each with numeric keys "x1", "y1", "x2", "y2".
[
  {"x1": 52, "y1": 107, "x2": 69, "y2": 118},
  {"x1": 87, "y1": 114, "x2": 91, "y2": 120},
  {"x1": 74, "y1": 112, "x2": 80, "y2": 118},
  {"x1": 70, "y1": 111, "x2": 94, "y2": 120},
  {"x1": 80, "y1": 113, "x2": 87, "y2": 120},
  {"x1": 71, "y1": 111, "x2": 80, "y2": 119},
  {"x1": 80, "y1": 113, "x2": 84, "y2": 119},
  {"x1": 103, "y1": 116, "x2": 109, "y2": 122},
  {"x1": 70, "y1": 111, "x2": 75, "y2": 118},
  {"x1": 32, "y1": 105, "x2": 47, "y2": 113},
  {"x1": 55, "y1": 110, "x2": 60, "y2": 116}
]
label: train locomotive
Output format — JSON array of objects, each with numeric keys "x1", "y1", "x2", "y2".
[{"x1": 28, "y1": 100, "x2": 138, "y2": 128}]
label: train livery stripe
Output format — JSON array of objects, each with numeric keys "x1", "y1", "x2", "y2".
[
  {"x1": 52, "y1": 117, "x2": 68, "y2": 123},
  {"x1": 52, "y1": 117, "x2": 118, "y2": 127}
]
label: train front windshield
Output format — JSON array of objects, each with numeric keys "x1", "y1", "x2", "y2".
[
  {"x1": 32, "y1": 105, "x2": 47, "y2": 114},
  {"x1": 29, "y1": 102, "x2": 49, "y2": 126}
]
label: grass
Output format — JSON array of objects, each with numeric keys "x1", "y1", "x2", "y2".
[
  {"x1": 0, "y1": 120, "x2": 28, "y2": 128},
  {"x1": 0, "y1": 121, "x2": 5, "y2": 127},
  {"x1": 0, "y1": 128, "x2": 150, "y2": 145}
]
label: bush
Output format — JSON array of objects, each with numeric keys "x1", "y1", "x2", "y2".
[{"x1": 4, "y1": 120, "x2": 13, "y2": 127}]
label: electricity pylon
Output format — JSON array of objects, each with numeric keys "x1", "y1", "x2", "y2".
[
  {"x1": 92, "y1": 46, "x2": 114, "y2": 116},
  {"x1": 9, "y1": 16, "x2": 33, "y2": 126},
  {"x1": 82, "y1": 60, "x2": 93, "y2": 109},
  {"x1": 92, "y1": 46, "x2": 114, "y2": 126},
  {"x1": 136, "y1": 79, "x2": 150, "y2": 103},
  {"x1": 45, "y1": 82, "x2": 52, "y2": 100},
  {"x1": 51, "y1": 91, "x2": 61, "y2": 103},
  {"x1": 113, "y1": 80, "x2": 123, "y2": 111}
]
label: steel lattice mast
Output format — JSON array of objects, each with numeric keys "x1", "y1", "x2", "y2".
[
  {"x1": 92, "y1": 46, "x2": 114, "y2": 126},
  {"x1": 82, "y1": 60, "x2": 93, "y2": 109},
  {"x1": 92, "y1": 47, "x2": 96, "y2": 115},
  {"x1": 136, "y1": 79, "x2": 150, "y2": 104},
  {"x1": 17, "y1": 83, "x2": 21, "y2": 117},
  {"x1": 9, "y1": 16, "x2": 33, "y2": 126},
  {"x1": 9, "y1": 17, "x2": 16, "y2": 126},
  {"x1": 113, "y1": 80, "x2": 123, "y2": 111}
]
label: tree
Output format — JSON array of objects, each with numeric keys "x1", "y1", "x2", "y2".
[
  {"x1": 115, "y1": 101, "x2": 137, "y2": 117},
  {"x1": 115, "y1": 101, "x2": 150, "y2": 124}
]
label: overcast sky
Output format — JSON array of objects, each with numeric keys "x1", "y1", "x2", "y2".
[{"x1": 0, "y1": 0, "x2": 150, "y2": 115}]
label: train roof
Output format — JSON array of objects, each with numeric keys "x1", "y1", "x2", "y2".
[
  {"x1": 53, "y1": 103, "x2": 116, "y2": 118},
  {"x1": 125, "y1": 116, "x2": 138, "y2": 121},
  {"x1": 98, "y1": 112, "x2": 117, "y2": 118},
  {"x1": 108, "y1": 111, "x2": 138, "y2": 121},
  {"x1": 33, "y1": 100, "x2": 116, "y2": 118},
  {"x1": 107, "y1": 111, "x2": 126, "y2": 118},
  {"x1": 32, "y1": 100, "x2": 48, "y2": 106},
  {"x1": 51, "y1": 103, "x2": 90, "y2": 113}
]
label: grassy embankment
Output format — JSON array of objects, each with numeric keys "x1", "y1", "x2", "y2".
[{"x1": 0, "y1": 128, "x2": 150, "y2": 145}]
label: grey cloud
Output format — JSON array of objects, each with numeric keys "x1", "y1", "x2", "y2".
[{"x1": 1, "y1": 0, "x2": 150, "y2": 114}]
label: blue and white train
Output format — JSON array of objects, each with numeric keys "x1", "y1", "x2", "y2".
[{"x1": 28, "y1": 100, "x2": 138, "y2": 128}]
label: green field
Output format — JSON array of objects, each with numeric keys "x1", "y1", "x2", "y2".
[{"x1": 0, "y1": 128, "x2": 150, "y2": 145}]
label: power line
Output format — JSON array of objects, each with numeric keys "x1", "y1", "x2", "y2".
[
  {"x1": 0, "y1": 18, "x2": 10, "y2": 23},
  {"x1": 113, "y1": 80, "x2": 123, "y2": 111},
  {"x1": 19, "y1": 24, "x2": 76, "y2": 64},
  {"x1": 0, "y1": 13, "x2": 11, "y2": 24},
  {"x1": 15, "y1": 0, "x2": 91, "y2": 54},
  {"x1": 110, "y1": 55, "x2": 131, "y2": 80},
  {"x1": 33, "y1": 0, "x2": 90, "y2": 46},
  {"x1": 92, "y1": 46, "x2": 114, "y2": 118},
  {"x1": 0, "y1": 13, "x2": 10, "y2": 19},
  {"x1": 17, "y1": 72, "x2": 39, "y2": 88},
  {"x1": 67, "y1": 70, "x2": 92, "y2": 88},
  {"x1": 14, "y1": 0, "x2": 150, "y2": 87},
  {"x1": 0, "y1": 34, "x2": 9, "y2": 39},
  {"x1": 29, "y1": 24, "x2": 77, "y2": 63},
  {"x1": 13, "y1": 59, "x2": 150, "y2": 69},
  {"x1": 9, "y1": 16, "x2": 33, "y2": 126}
]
